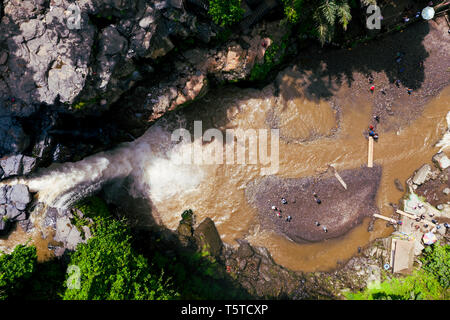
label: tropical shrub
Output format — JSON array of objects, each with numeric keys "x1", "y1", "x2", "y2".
[
  {"x1": 208, "y1": 0, "x2": 244, "y2": 27},
  {"x1": 0, "y1": 244, "x2": 37, "y2": 299},
  {"x1": 420, "y1": 241, "x2": 450, "y2": 289},
  {"x1": 345, "y1": 242, "x2": 450, "y2": 300},
  {"x1": 63, "y1": 217, "x2": 178, "y2": 300},
  {"x1": 281, "y1": 0, "x2": 352, "y2": 45}
]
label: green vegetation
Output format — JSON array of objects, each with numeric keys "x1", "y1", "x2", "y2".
[
  {"x1": 281, "y1": 0, "x2": 305, "y2": 24},
  {"x1": 345, "y1": 242, "x2": 450, "y2": 300},
  {"x1": 250, "y1": 34, "x2": 290, "y2": 81},
  {"x1": 0, "y1": 244, "x2": 37, "y2": 300},
  {"x1": 150, "y1": 210, "x2": 249, "y2": 299},
  {"x1": 421, "y1": 241, "x2": 450, "y2": 289},
  {"x1": 281, "y1": 0, "x2": 352, "y2": 45},
  {"x1": 74, "y1": 196, "x2": 110, "y2": 219},
  {"x1": 63, "y1": 217, "x2": 177, "y2": 300},
  {"x1": 208, "y1": 0, "x2": 245, "y2": 27},
  {"x1": 71, "y1": 196, "x2": 111, "y2": 238},
  {"x1": 71, "y1": 97, "x2": 100, "y2": 110}
]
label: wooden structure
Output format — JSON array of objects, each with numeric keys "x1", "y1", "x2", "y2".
[
  {"x1": 373, "y1": 213, "x2": 397, "y2": 224},
  {"x1": 368, "y1": 136, "x2": 374, "y2": 168},
  {"x1": 390, "y1": 239, "x2": 415, "y2": 274}
]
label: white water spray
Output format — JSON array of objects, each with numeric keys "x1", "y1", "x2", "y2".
[
  {"x1": 436, "y1": 111, "x2": 450, "y2": 153},
  {"x1": 2, "y1": 122, "x2": 207, "y2": 209}
]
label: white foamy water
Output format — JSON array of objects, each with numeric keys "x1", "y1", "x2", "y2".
[
  {"x1": 436, "y1": 111, "x2": 450, "y2": 152},
  {"x1": 2, "y1": 122, "x2": 207, "y2": 209}
]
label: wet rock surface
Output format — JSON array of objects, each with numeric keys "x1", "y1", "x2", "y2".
[
  {"x1": 0, "y1": 184, "x2": 32, "y2": 232},
  {"x1": 414, "y1": 155, "x2": 450, "y2": 208},
  {"x1": 0, "y1": 0, "x2": 280, "y2": 171},
  {"x1": 0, "y1": 154, "x2": 37, "y2": 179}
]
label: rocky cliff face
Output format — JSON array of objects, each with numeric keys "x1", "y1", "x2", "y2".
[{"x1": 0, "y1": 0, "x2": 285, "y2": 176}]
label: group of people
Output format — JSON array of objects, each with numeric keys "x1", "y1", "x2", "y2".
[
  {"x1": 271, "y1": 198, "x2": 292, "y2": 222},
  {"x1": 270, "y1": 193, "x2": 325, "y2": 230},
  {"x1": 314, "y1": 220, "x2": 328, "y2": 233},
  {"x1": 368, "y1": 125, "x2": 379, "y2": 141}
]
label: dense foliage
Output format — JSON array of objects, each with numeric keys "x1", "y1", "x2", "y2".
[
  {"x1": 208, "y1": 0, "x2": 244, "y2": 27},
  {"x1": 421, "y1": 241, "x2": 450, "y2": 289},
  {"x1": 74, "y1": 196, "x2": 110, "y2": 219},
  {"x1": 250, "y1": 34, "x2": 290, "y2": 81},
  {"x1": 63, "y1": 217, "x2": 178, "y2": 300},
  {"x1": 345, "y1": 242, "x2": 450, "y2": 300},
  {"x1": 0, "y1": 244, "x2": 37, "y2": 299},
  {"x1": 281, "y1": 0, "x2": 352, "y2": 45}
]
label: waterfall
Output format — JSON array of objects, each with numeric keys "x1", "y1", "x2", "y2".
[{"x1": 1, "y1": 121, "x2": 206, "y2": 209}]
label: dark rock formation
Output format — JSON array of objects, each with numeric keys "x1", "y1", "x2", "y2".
[
  {"x1": 0, "y1": 116, "x2": 30, "y2": 156},
  {"x1": 194, "y1": 217, "x2": 223, "y2": 257},
  {"x1": 0, "y1": 183, "x2": 32, "y2": 232},
  {"x1": 0, "y1": 154, "x2": 37, "y2": 179}
]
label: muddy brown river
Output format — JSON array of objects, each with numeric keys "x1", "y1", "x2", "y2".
[
  {"x1": 1, "y1": 72, "x2": 449, "y2": 273},
  {"x1": 150, "y1": 82, "x2": 450, "y2": 272}
]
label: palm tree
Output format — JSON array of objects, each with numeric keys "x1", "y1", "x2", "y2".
[
  {"x1": 313, "y1": 0, "x2": 352, "y2": 45},
  {"x1": 281, "y1": 0, "x2": 354, "y2": 45}
]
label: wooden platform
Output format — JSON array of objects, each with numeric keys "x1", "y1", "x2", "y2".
[
  {"x1": 368, "y1": 137, "x2": 374, "y2": 168},
  {"x1": 391, "y1": 238, "x2": 415, "y2": 274}
]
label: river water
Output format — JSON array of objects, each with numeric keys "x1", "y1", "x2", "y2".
[
  {"x1": 1, "y1": 75, "x2": 449, "y2": 272},
  {"x1": 147, "y1": 82, "x2": 450, "y2": 272}
]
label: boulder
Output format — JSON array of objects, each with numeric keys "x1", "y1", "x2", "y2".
[
  {"x1": 9, "y1": 184, "x2": 31, "y2": 207},
  {"x1": 54, "y1": 216, "x2": 72, "y2": 244},
  {"x1": 66, "y1": 227, "x2": 83, "y2": 251},
  {"x1": 0, "y1": 3, "x2": 95, "y2": 107},
  {"x1": 3, "y1": 0, "x2": 47, "y2": 23},
  {"x1": 5, "y1": 204, "x2": 21, "y2": 220},
  {"x1": 412, "y1": 164, "x2": 432, "y2": 185},
  {"x1": 0, "y1": 155, "x2": 23, "y2": 177},
  {"x1": 0, "y1": 186, "x2": 8, "y2": 204},
  {"x1": 0, "y1": 52, "x2": 8, "y2": 65},
  {"x1": 432, "y1": 152, "x2": 450, "y2": 170},
  {"x1": 236, "y1": 240, "x2": 255, "y2": 259},
  {"x1": 0, "y1": 155, "x2": 37, "y2": 179},
  {"x1": 194, "y1": 217, "x2": 223, "y2": 257},
  {"x1": 443, "y1": 188, "x2": 450, "y2": 195},
  {"x1": 14, "y1": 211, "x2": 27, "y2": 221},
  {"x1": 21, "y1": 156, "x2": 37, "y2": 175},
  {"x1": 44, "y1": 207, "x2": 59, "y2": 229},
  {"x1": 19, "y1": 219, "x2": 33, "y2": 232},
  {"x1": 0, "y1": 117, "x2": 30, "y2": 156}
]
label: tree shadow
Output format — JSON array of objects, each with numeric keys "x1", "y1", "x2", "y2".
[
  {"x1": 278, "y1": 20, "x2": 431, "y2": 103},
  {"x1": 101, "y1": 177, "x2": 255, "y2": 300}
]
